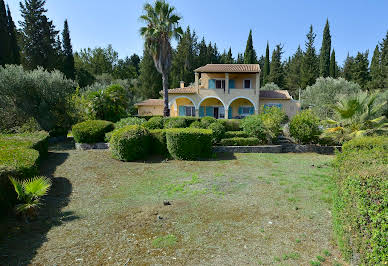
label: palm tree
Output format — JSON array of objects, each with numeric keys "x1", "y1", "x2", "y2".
[
  {"x1": 140, "y1": 0, "x2": 183, "y2": 117},
  {"x1": 321, "y1": 92, "x2": 388, "y2": 143}
]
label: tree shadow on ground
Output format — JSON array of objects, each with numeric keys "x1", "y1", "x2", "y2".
[{"x1": 0, "y1": 148, "x2": 78, "y2": 265}]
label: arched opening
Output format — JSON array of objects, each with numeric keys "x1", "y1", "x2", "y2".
[
  {"x1": 198, "y1": 97, "x2": 226, "y2": 119},
  {"x1": 227, "y1": 97, "x2": 256, "y2": 119},
  {"x1": 169, "y1": 96, "x2": 197, "y2": 117}
]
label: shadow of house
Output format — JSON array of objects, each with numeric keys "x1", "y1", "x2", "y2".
[{"x1": 0, "y1": 149, "x2": 79, "y2": 265}]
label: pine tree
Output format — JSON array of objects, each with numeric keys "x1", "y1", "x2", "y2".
[
  {"x1": 352, "y1": 51, "x2": 370, "y2": 89},
  {"x1": 0, "y1": 0, "x2": 10, "y2": 65},
  {"x1": 368, "y1": 45, "x2": 383, "y2": 90},
  {"x1": 262, "y1": 42, "x2": 270, "y2": 85},
  {"x1": 20, "y1": 0, "x2": 60, "y2": 69},
  {"x1": 268, "y1": 44, "x2": 285, "y2": 87},
  {"x1": 257, "y1": 55, "x2": 264, "y2": 86},
  {"x1": 329, "y1": 49, "x2": 337, "y2": 78},
  {"x1": 244, "y1": 30, "x2": 257, "y2": 64},
  {"x1": 236, "y1": 53, "x2": 244, "y2": 64},
  {"x1": 62, "y1": 19, "x2": 75, "y2": 79},
  {"x1": 6, "y1": 5, "x2": 20, "y2": 64},
  {"x1": 343, "y1": 53, "x2": 355, "y2": 81},
  {"x1": 197, "y1": 37, "x2": 208, "y2": 67},
  {"x1": 225, "y1": 47, "x2": 234, "y2": 63},
  {"x1": 319, "y1": 19, "x2": 331, "y2": 77},
  {"x1": 381, "y1": 31, "x2": 388, "y2": 89},
  {"x1": 301, "y1": 25, "x2": 319, "y2": 88},
  {"x1": 138, "y1": 47, "x2": 162, "y2": 99},
  {"x1": 285, "y1": 45, "x2": 303, "y2": 96}
]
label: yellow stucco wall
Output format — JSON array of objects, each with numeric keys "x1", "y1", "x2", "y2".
[
  {"x1": 229, "y1": 98, "x2": 254, "y2": 117},
  {"x1": 200, "y1": 73, "x2": 257, "y2": 89},
  {"x1": 137, "y1": 105, "x2": 164, "y2": 116},
  {"x1": 259, "y1": 99, "x2": 300, "y2": 118}
]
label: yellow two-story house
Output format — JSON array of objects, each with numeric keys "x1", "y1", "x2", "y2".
[{"x1": 135, "y1": 64, "x2": 300, "y2": 119}]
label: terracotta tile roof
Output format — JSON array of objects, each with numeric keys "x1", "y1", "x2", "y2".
[
  {"x1": 161, "y1": 87, "x2": 197, "y2": 94},
  {"x1": 259, "y1": 90, "x2": 292, "y2": 99},
  {"x1": 194, "y1": 64, "x2": 261, "y2": 73},
  {"x1": 135, "y1": 99, "x2": 164, "y2": 106}
]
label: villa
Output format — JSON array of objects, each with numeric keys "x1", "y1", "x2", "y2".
[{"x1": 135, "y1": 64, "x2": 300, "y2": 119}]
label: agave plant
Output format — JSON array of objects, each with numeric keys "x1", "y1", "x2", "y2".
[
  {"x1": 9, "y1": 176, "x2": 52, "y2": 220},
  {"x1": 321, "y1": 91, "x2": 388, "y2": 144}
]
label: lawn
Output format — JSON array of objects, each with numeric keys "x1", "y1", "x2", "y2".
[{"x1": 0, "y1": 141, "x2": 346, "y2": 265}]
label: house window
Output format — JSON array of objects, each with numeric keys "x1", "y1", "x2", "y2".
[
  {"x1": 215, "y1": 79, "x2": 225, "y2": 89},
  {"x1": 185, "y1": 106, "x2": 196, "y2": 117},
  {"x1": 241, "y1": 106, "x2": 251, "y2": 115},
  {"x1": 264, "y1": 103, "x2": 283, "y2": 109},
  {"x1": 243, "y1": 79, "x2": 251, "y2": 89}
]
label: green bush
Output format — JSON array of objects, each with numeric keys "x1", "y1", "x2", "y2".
[
  {"x1": 143, "y1": 116, "x2": 164, "y2": 129},
  {"x1": 260, "y1": 106, "x2": 287, "y2": 143},
  {"x1": 208, "y1": 122, "x2": 226, "y2": 144},
  {"x1": 189, "y1": 121, "x2": 205, "y2": 129},
  {"x1": 220, "y1": 137, "x2": 262, "y2": 146},
  {"x1": 166, "y1": 128, "x2": 212, "y2": 160},
  {"x1": 115, "y1": 117, "x2": 146, "y2": 129},
  {"x1": 149, "y1": 129, "x2": 169, "y2": 156},
  {"x1": 164, "y1": 117, "x2": 187, "y2": 129},
  {"x1": 220, "y1": 119, "x2": 241, "y2": 131},
  {"x1": 72, "y1": 120, "x2": 114, "y2": 144},
  {"x1": 224, "y1": 131, "x2": 249, "y2": 138},
  {"x1": 241, "y1": 115, "x2": 267, "y2": 142},
  {"x1": 110, "y1": 125, "x2": 151, "y2": 161},
  {"x1": 0, "y1": 131, "x2": 49, "y2": 158},
  {"x1": 200, "y1": 116, "x2": 217, "y2": 128},
  {"x1": 289, "y1": 110, "x2": 321, "y2": 144},
  {"x1": 332, "y1": 136, "x2": 387, "y2": 265}
]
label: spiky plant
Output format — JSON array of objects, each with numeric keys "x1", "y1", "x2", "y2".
[
  {"x1": 9, "y1": 176, "x2": 51, "y2": 219},
  {"x1": 321, "y1": 91, "x2": 388, "y2": 143}
]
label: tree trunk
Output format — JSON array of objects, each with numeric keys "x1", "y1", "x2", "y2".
[{"x1": 162, "y1": 72, "x2": 170, "y2": 117}]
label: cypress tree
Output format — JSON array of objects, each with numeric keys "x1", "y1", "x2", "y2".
[
  {"x1": 343, "y1": 53, "x2": 355, "y2": 81},
  {"x1": 138, "y1": 47, "x2": 162, "y2": 99},
  {"x1": 285, "y1": 45, "x2": 303, "y2": 96},
  {"x1": 236, "y1": 53, "x2": 244, "y2": 64},
  {"x1": 381, "y1": 31, "x2": 388, "y2": 89},
  {"x1": 0, "y1": 0, "x2": 10, "y2": 65},
  {"x1": 6, "y1": 5, "x2": 20, "y2": 64},
  {"x1": 268, "y1": 44, "x2": 285, "y2": 87},
  {"x1": 197, "y1": 37, "x2": 208, "y2": 67},
  {"x1": 319, "y1": 19, "x2": 331, "y2": 77},
  {"x1": 262, "y1": 42, "x2": 270, "y2": 85},
  {"x1": 329, "y1": 49, "x2": 337, "y2": 78},
  {"x1": 368, "y1": 45, "x2": 383, "y2": 90},
  {"x1": 352, "y1": 51, "x2": 370, "y2": 89},
  {"x1": 301, "y1": 25, "x2": 319, "y2": 88},
  {"x1": 226, "y1": 47, "x2": 234, "y2": 63},
  {"x1": 62, "y1": 19, "x2": 75, "y2": 79},
  {"x1": 244, "y1": 30, "x2": 257, "y2": 64}
]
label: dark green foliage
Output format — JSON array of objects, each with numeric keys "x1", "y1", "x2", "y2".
[
  {"x1": 244, "y1": 30, "x2": 257, "y2": 64},
  {"x1": 163, "y1": 117, "x2": 188, "y2": 129},
  {"x1": 115, "y1": 117, "x2": 146, "y2": 129},
  {"x1": 208, "y1": 122, "x2": 226, "y2": 144},
  {"x1": 381, "y1": 31, "x2": 388, "y2": 89},
  {"x1": 74, "y1": 45, "x2": 118, "y2": 76},
  {"x1": 112, "y1": 55, "x2": 139, "y2": 80},
  {"x1": 343, "y1": 53, "x2": 355, "y2": 81},
  {"x1": 332, "y1": 137, "x2": 387, "y2": 264},
  {"x1": 75, "y1": 67, "x2": 95, "y2": 87},
  {"x1": 189, "y1": 121, "x2": 205, "y2": 129},
  {"x1": 352, "y1": 51, "x2": 370, "y2": 89},
  {"x1": 72, "y1": 120, "x2": 114, "y2": 144},
  {"x1": 268, "y1": 44, "x2": 285, "y2": 87},
  {"x1": 138, "y1": 47, "x2": 163, "y2": 99},
  {"x1": 6, "y1": 5, "x2": 20, "y2": 65},
  {"x1": 301, "y1": 25, "x2": 319, "y2": 88},
  {"x1": 200, "y1": 116, "x2": 217, "y2": 128},
  {"x1": 110, "y1": 125, "x2": 151, "y2": 161},
  {"x1": 220, "y1": 137, "x2": 262, "y2": 146},
  {"x1": 262, "y1": 42, "x2": 270, "y2": 86},
  {"x1": 62, "y1": 20, "x2": 75, "y2": 79},
  {"x1": 260, "y1": 106, "x2": 287, "y2": 143},
  {"x1": 285, "y1": 46, "x2": 303, "y2": 97},
  {"x1": 319, "y1": 19, "x2": 331, "y2": 77},
  {"x1": 220, "y1": 119, "x2": 241, "y2": 131},
  {"x1": 166, "y1": 128, "x2": 212, "y2": 160},
  {"x1": 329, "y1": 49, "x2": 337, "y2": 78},
  {"x1": 149, "y1": 129, "x2": 168, "y2": 156},
  {"x1": 289, "y1": 110, "x2": 321, "y2": 144},
  {"x1": 241, "y1": 115, "x2": 266, "y2": 142},
  {"x1": 224, "y1": 131, "x2": 249, "y2": 138},
  {"x1": 143, "y1": 116, "x2": 164, "y2": 129},
  {"x1": 368, "y1": 45, "x2": 384, "y2": 90},
  {"x1": 220, "y1": 47, "x2": 234, "y2": 64},
  {"x1": 0, "y1": 0, "x2": 10, "y2": 66}
]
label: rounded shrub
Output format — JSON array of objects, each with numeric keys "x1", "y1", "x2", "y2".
[
  {"x1": 143, "y1": 116, "x2": 164, "y2": 129},
  {"x1": 241, "y1": 115, "x2": 266, "y2": 143},
  {"x1": 166, "y1": 128, "x2": 213, "y2": 160},
  {"x1": 163, "y1": 117, "x2": 187, "y2": 129},
  {"x1": 208, "y1": 122, "x2": 226, "y2": 144},
  {"x1": 72, "y1": 120, "x2": 114, "y2": 144},
  {"x1": 289, "y1": 110, "x2": 321, "y2": 144},
  {"x1": 189, "y1": 121, "x2": 205, "y2": 129},
  {"x1": 224, "y1": 131, "x2": 249, "y2": 138},
  {"x1": 149, "y1": 129, "x2": 168, "y2": 156},
  {"x1": 200, "y1": 116, "x2": 217, "y2": 128},
  {"x1": 115, "y1": 117, "x2": 146, "y2": 129},
  {"x1": 220, "y1": 137, "x2": 262, "y2": 146},
  {"x1": 221, "y1": 119, "x2": 241, "y2": 131},
  {"x1": 110, "y1": 125, "x2": 151, "y2": 161}
]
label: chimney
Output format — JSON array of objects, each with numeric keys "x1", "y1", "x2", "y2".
[{"x1": 180, "y1": 81, "x2": 185, "y2": 88}]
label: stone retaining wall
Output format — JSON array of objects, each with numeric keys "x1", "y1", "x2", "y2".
[{"x1": 213, "y1": 145, "x2": 283, "y2": 153}]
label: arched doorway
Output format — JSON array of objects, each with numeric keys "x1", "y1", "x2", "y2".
[
  {"x1": 227, "y1": 97, "x2": 257, "y2": 119},
  {"x1": 198, "y1": 96, "x2": 227, "y2": 119},
  {"x1": 169, "y1": 96, "x2": 197, "y2": 117}
]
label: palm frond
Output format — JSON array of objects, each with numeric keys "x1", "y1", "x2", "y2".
[
  {"x1": 23, "y1": 176, "x2": 51, "y2": 198},
  {"x1": 9, "y1": 177, "x2": 25, "y2": 200}
]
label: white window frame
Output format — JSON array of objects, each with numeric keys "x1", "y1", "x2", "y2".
[
  {"x1": 214, "y1": 78, "x2": 226, "y2": 89},
  {"x1": 243, "y1": 79, "x2": 252, "y2": 89}
]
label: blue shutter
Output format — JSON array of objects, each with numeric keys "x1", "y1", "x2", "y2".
[
  {"x1": 228, "y1": 107, "x2": 233, "y2": 119},
  {"x1": 208, "y1": 79, "x2": 215, "y2": 89},
  {"x1": 199, "y1": 106, "x2": 205, "y2": 117},
  {"x1": 277, "y1": 104, "x2": 283, "y2": 108},
  {"x1": 206, "y1": 106, "x2": 214, "y2": 117},
  {"x1": 238, "y1": 107, "x2": 243, "y2": 115},
  {"x1": 179, "y1": 106, "x2": 185, "y2": 116},
  {"x1": 229, "y1": 79, "x2": 235, "y2": 89},
  {"x1": 249, "y1": 107, "x2": 254, "y2": 114}
]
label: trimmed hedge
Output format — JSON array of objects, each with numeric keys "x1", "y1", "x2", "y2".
[
  {"x1": 332, "y1": 136, "x2": 387, "y2": 265},
  {"x1": 0, "y1": 132, "x2": 49, "y2": 215},
  {"x1": 219, "y1": 137, "x2": 262, "y2": 146},
  {"x1": 72, "y1": 120, "x2": 114, "y2": 144},
  {"x1": 189, "y1": 121, "x2": 205, "y2": 129},
  {"x1": 208, "y1": 122, "x2": 226, "y2": 144},
  {"x1": 110, "y1": 125, "x2": 151, "y2": 161},
  {"x1": 224, "y1": 131, "x2": 249, "y2": 138},
  {"x1": 200, "y1": 116, "x2": 217, "y2": 128},
  {"x1": 115, "y1": 117, "x2": 146, "y2": 129},
  {"x1": 166, "y1": 128, "x2": 212, "y2": 160},
  {"x1": 143, "y1": 116, "x2": 164, "y2": 129},
  {"x1": 149, "y1": 129, "x2": 169, "y2": 156},
  {"x1": 289, "y1": 110, "x2": 321, "y2": 144},
  {"x1": 219, "y1": 119, "x2": 241, "y2": 131},
  {"x1": 164, "y1": 116, "x2": 198, "y2": 129}
]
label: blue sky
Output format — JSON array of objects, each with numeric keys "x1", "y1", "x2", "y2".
[{"x1": 6, "y1": 0, "x2": 388, "y2": 65}]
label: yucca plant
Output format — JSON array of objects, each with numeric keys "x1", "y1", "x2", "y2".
[
  {"x1": 321, "y1": 91, "x2": 388, "y2": 144},
  {"x1": 9, "y1": 176, "x2": 52, "y2": 220}
]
